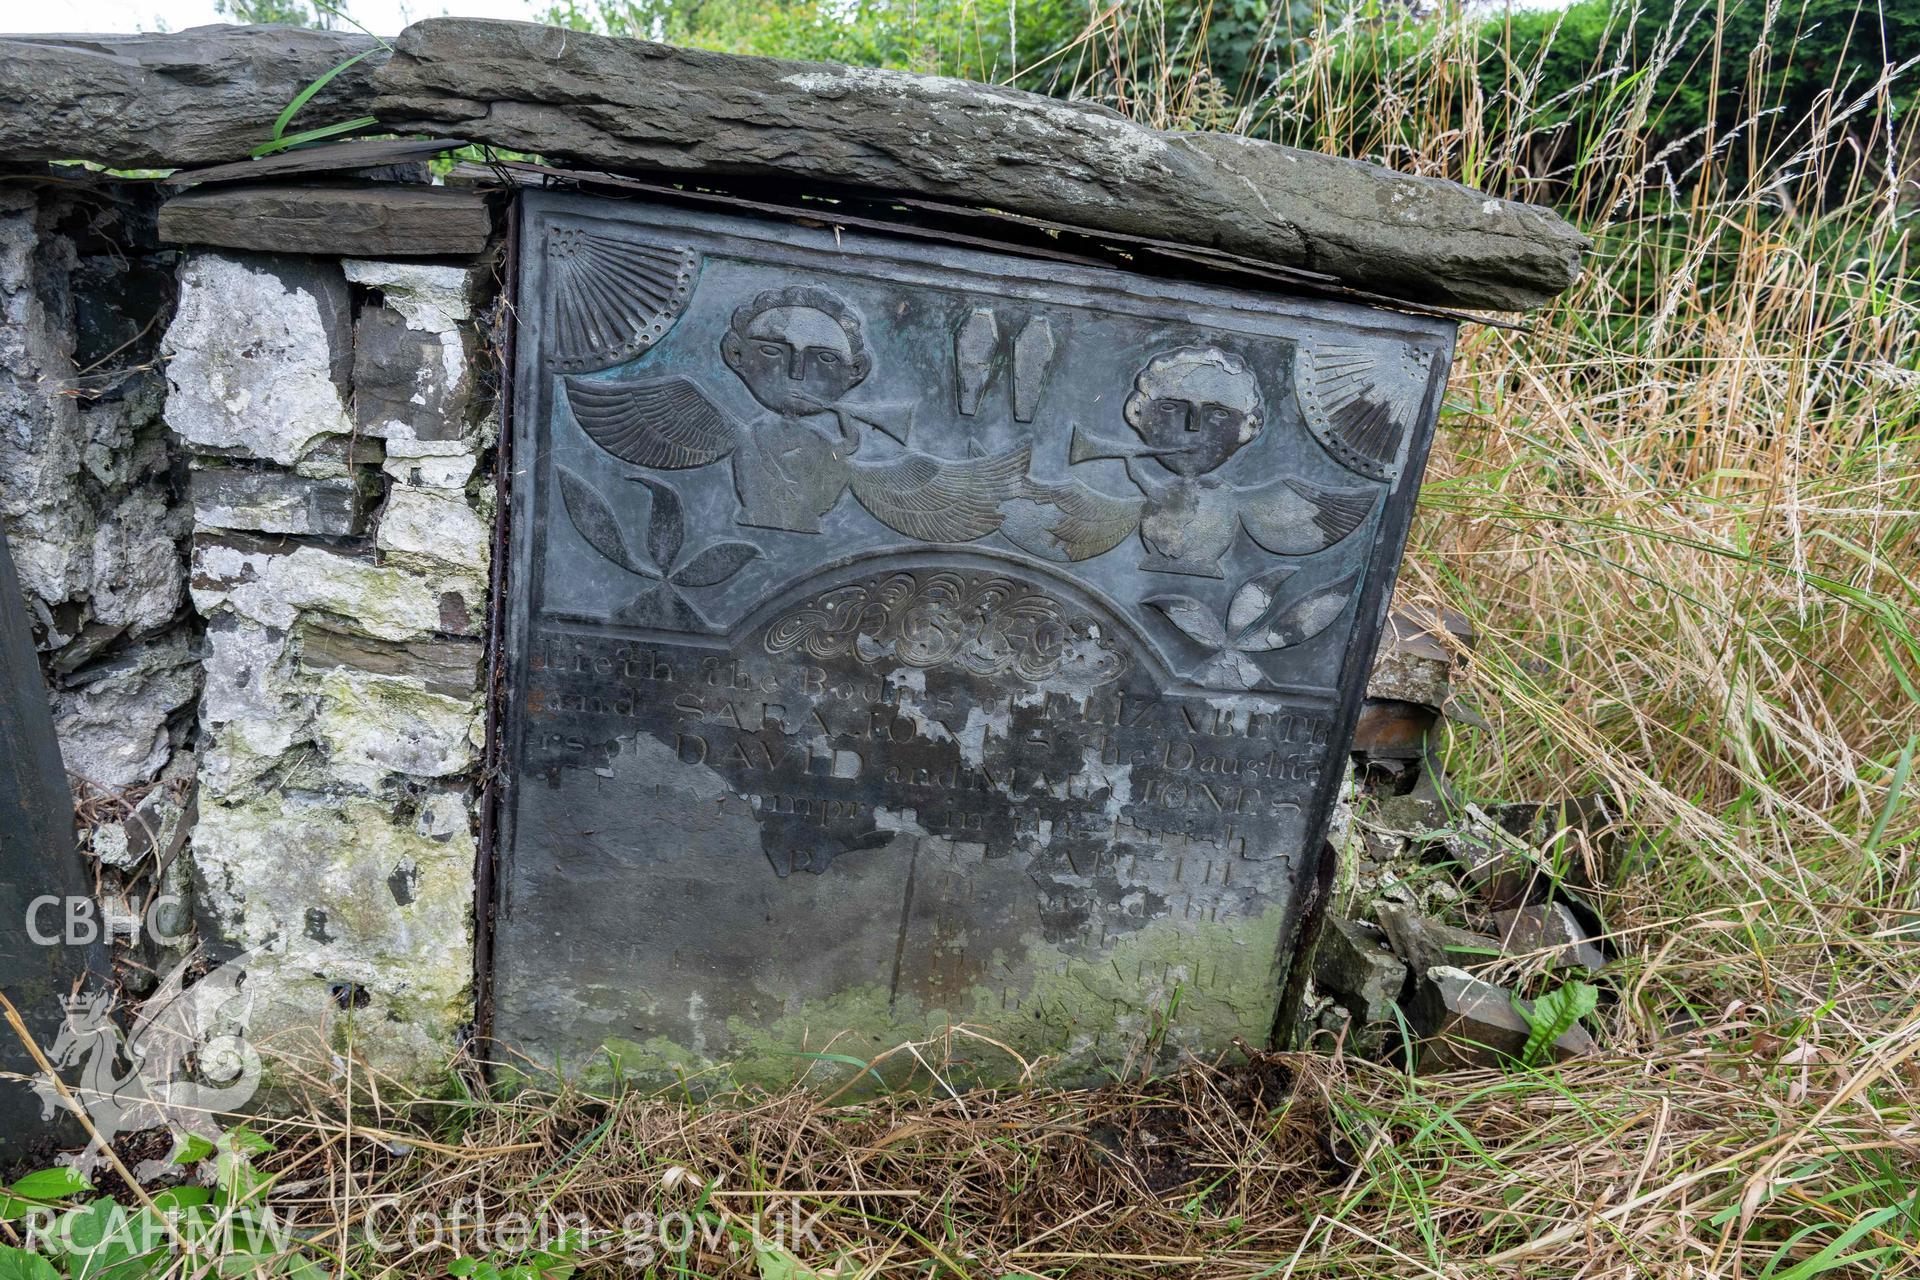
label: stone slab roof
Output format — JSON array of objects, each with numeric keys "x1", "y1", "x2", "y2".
[{"x1": 1, "y1": 18, "x2": 1588, "y2": 310}]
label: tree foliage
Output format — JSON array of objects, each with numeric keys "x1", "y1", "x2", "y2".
[{"x1": 215, "y1": 0, "x2": 343, "y2": 29}]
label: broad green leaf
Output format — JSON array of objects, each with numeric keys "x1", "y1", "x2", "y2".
[
  {"x1": 0, "y1": 1245, "x2": 60, "y2": 1280},
  {"x1": 1518, "y1": 979, "x2": 1599, "y2": 1066},
  {"x1": 8, "y1": 1170, "x2": 90, "y2": 1201},
  {"x1": 150, "y1": 1187, "x2": 211, "y2": 1213},
  {"x1": 756, "y1": 1243, "x2": 833, "y2": 1280},
  {"x1": 224, "y1": 1127, "x2": 274, "y2": 1156},
  {"x1": 55, "y1": 1200, "x2": 124, "y2": 1255},
  {"x1": 171, "y1": 1135, "x2": 217, "y2": 1165}
]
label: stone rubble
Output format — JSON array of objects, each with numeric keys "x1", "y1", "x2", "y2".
[
  {"x1": 1310, "y1": 915, "x2": 1408, "y2": 1056},
  {"x1": 1302, "y1": 603, "x2": 1617, "y2": 1071},
  {"x1": 0, "y1": 183, "x2": 197, "y2": 794},
  {"x1": 3, "y1": 198, "x2": 498, "y2": 1073}
]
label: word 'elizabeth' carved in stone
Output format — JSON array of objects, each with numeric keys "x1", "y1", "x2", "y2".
[{"x1": 563, "y1": 286, "x2": 1031, "y2": 541}]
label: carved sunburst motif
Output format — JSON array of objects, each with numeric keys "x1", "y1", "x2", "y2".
[
  {"x1": 547, "y1": 226, "x2": 699, "y2": 373},
  {"x1": 1292, "y1": 337, "x2": 1435, "y2": 481}
]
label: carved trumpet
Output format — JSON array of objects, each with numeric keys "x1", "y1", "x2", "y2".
[{"x1": 1066, "y1": 423, "x2": 1185, "y2": 464}]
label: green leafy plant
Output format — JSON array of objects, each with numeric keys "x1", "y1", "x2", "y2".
[
  {"x1": 1515, "y1": 980, "x2": 1600, "y2": 1066},
  {"x1": 0, "y1": 1128, "x2": 323, "y2": 1280},
  {"x1": 447, "y1": 1228, "x2": 581, "y2": 1280},
  {"x1": 249, "y1": 0, "x2": 391, "y2": 158}
]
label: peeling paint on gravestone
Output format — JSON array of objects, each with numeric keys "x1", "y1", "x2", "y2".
[{"x1": 494, "y1": 193, "x2": 1454, "y2": 1086}]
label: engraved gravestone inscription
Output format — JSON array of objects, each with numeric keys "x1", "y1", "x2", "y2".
[{"x1": 498, "y1": 191, "x2": 1454, "y2": 1084}]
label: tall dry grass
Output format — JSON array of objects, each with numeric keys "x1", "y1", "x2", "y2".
[{"x1": 129, "y1": 3, "x2": 1920, "y2": 1276}]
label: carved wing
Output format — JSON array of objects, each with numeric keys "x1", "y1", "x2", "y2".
[
  {"x1": 848, "y1": 444, "x2": 1032, "y2": 543},
  {"x1": 1002, "y1": 477, "x2": 1144, "y2": 562},
  {"x1": 1238, "y1": 474, "x2": 1377, "y2": 556},
  {"x1": 561, "y1": 375, "x2": 743, "y2": 469}
]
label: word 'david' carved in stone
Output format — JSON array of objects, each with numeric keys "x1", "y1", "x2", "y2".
[{"x1": 496, "y1": 193, "x2": 1454, "y2": 1085}]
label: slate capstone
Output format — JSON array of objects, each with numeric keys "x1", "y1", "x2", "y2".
[
  {"x1": 0, "y1": 20, "x2": 1586, "y2": 310},
  {"x1": 371, "y1": 18, "x2": 1587, "y2": 310},
  {"x1": 0, "y1": 26, "x2": 381, "y2": 168}
]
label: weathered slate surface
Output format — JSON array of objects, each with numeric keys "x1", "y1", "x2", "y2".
[
  {"x1": 495, "y1": 192, "x2": 1457, "y2": 1086},
  {"x1": 0, "y1": 25, "x2": 380, "y2": 169},
  {"x1": 158, "y1": 183, "x2": 496, "y2": 257},
  {"x1": 162, "y1": 137, "x2": 466, "y2": 187},
  {"x1": 373, "y1": 18, "x2": 1586, "y2": 310},
  {"x1": 0, "y1": 531, "x2": 102, "y2": 1152}
]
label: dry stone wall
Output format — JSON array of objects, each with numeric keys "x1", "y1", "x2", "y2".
[
  {"x1": 0, "y1": 171, "x2": 500, "y2": 1082},
  {"x1": 170, "y1": 250, "x2": 496, "y2": 1077},
  {"x1": 0, "y1": 180, "x2": 202, "y2": 1007}
]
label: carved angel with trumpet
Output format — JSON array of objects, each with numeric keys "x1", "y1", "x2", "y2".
[
  {"x1": 562, "y1": 285, "x2": 1030, "y2": 544},
  {"x1": 1004, "y1": 345, "x2": 1379, "y2": 577}
]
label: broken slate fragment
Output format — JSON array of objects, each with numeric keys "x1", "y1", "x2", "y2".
[
  {"x1": 1408, "y1": 966, "x2": 1594, "y2": 1071},
  {"x1": 1493, "y1": 902, "x2": 1606, "y2": 974},
  {"x1": 1434, "y1": 829, "x2": 1554, "y2": 913},
  {"x1": 1375, "y1": 901, "x2": 1502, "y2": 977},
  {"x1": 1488, "y1": 792, "x2": 1624, "y2": 896},
  {"x1": 1366, "y1": 606, "x2": 1474, "y2": 708},
  {"x1": 190, "y1": 466, "x2": 368, "y2": 537},
  {"x1": 1350, "y1": 697, "x2": 1437, "y2": 762},
  {"x1": 1313, "y1": 915, "x2": 1409, "y2": 1053}
]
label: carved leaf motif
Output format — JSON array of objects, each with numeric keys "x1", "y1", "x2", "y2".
[
  {"x1": 613, "y1": 581, "x2": 706, "y2": 630},
  {"x1": 634, "y1": 476, "x2": 684, "y2": 573},
  {"x1": 558, "y1": 466, "x2": 650, "y2": 577},
  {"x1": 1146, "y1": 594, "x2": 1228, "y2": 650},
  {"x1": 671, "y1": 541, "x2": 760, "y2": 588},
  {"x1": 1233, "y1": 570, "x2": 1360, "y2": 653},
  {"x1": 1226, "y1": 566, "x2": 1299, "y2": 645}
]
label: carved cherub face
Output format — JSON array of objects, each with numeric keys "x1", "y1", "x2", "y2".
[
  {"x1": 722, "y1": 287, "x2": 872, "y2": 415},
  {"x1": 1123, "y1": 347, "x2": 1265, "y2": 477}
]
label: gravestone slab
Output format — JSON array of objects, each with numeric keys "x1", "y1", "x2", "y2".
[
  {"x1": 497, "y1": 191, "x2": 1454, "y2": 1085},
  {"x1": 1, "y1": 531, "x2": 104, "y2": 1151}
]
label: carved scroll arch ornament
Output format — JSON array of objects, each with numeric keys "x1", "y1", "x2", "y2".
[{"x1": 725, "y1": 547, "x2": 1185, "y2": 690}]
